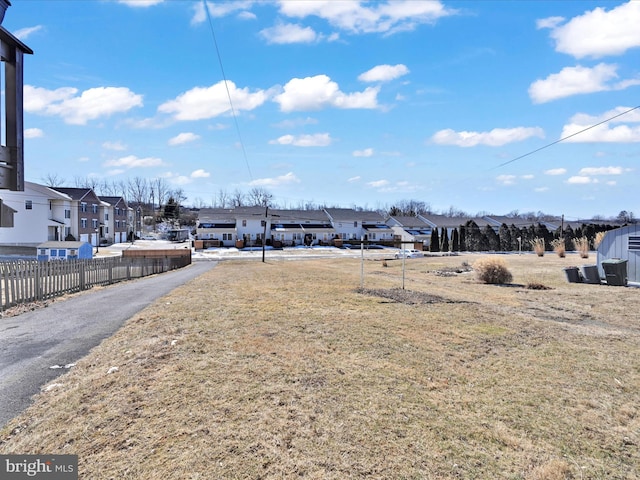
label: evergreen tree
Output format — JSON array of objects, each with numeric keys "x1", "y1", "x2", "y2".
[
  {"x1": 163, "y1": 196, "x2": 179, "y2": 220},
  {"x1": 498, "y1": 223, "x2": 511, "y2": 251},
  {"x1": 484, "y1": 225, "x2": 500, "y2": 251},
  {"x1": 459, "y1": 225, "x2": 466, "y2": 252},
  {"x1": 465, "y1": 220, "x2": 482, "y2": 252},
  {"x1": 451, "y1": 228, "x2": 460, "y2": 252},
  {"x1": 440, "y1": 227, "x2": 449, "y2": 252},
  {"x1": 430, "y1": 228, "x2": 440, "y2": 252}
]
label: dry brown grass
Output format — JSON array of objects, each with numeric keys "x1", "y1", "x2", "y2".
[{"x1": 1, "y1": 253, "x2": 639, "y2": 479}]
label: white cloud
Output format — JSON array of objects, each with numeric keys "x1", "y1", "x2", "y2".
[
  {"x1": 277, "y1": 0, "x2": 455, "y2": 35},
  {"x1": 431, "y1": 126, "x2": 544, "y2": 147},
  {"x1": 24, "y1": 128, "x2": 43, "y2": 139},
  {"x1": 528, "y1": 64, "x2": 640, "y2": 104},
  {"x1": 367, "y1": 179, "x2": 390, "y2": 188},
  {"x1": 534, "y1": 187, "x2": 550, "y2": 192},
  {"x1": 117, "y1": 0, "x2": 164, "y2": 7},
  {"x1": 543, "y1": 2, "x2": 640, "y2": 58},
  {"x1": 249, "y1": 172, "x2": 300, "y2": 187},
  {"x1": 13, "y1": 25, "x2": 43, "y2": 41},
  {"x1": 348, "y1": 176, "x2": 361, "y2": 183},
  {"x1": 102, "y1": 141, "x2": 127, "y2": 151},
  {"x1": 536, "y1": 16, "x2": 564, "y2": 30},
  {"x1": 24, "y1": 85, "x2": 143, "y2": 125},
  {"x1": 358, "y1": 64, "x2": 409, "y2": 83},
  {"x1": 159, "y1": 81, "x2": 267, "y2": 121},
  {"x1": 560, "y1": 106, "x2": 640, "y2": 142},
  {"x1": 353, "y1": 148, "x2": 374, "y2": 157},
  {"x1": 274, "y1": 75, "x2": 379, "y2": 112},
  {"x1": 103, "y1": 155, "x2": 164, "y2": 169},
  {"x1": 168, "y1": 132, "x2": 201, "y2": 146},
  {"x1": 544, "y1": 168, "x2": 567, "y2": 175},
  {"x1": 496, "y1": 174, "x2": 517, "y2": 185},
  {"x1": 566, "y1": 176, "x2": 595, "y2": 184},
  {"x1": 190, "y1": 169, "x2": 210, "y2": 178},
  {"x1": 192, "y1": 1, "x2": 255, "y2": 24},
  {"x1": 259, "y1": 23, "x2": 319, "y2": 44},
  {"x1": 270, "y1": 133, "x2": 332, "y2": 147},
  {"x1": 579, "y1": 166, "x2": 625, "y2": 175}
]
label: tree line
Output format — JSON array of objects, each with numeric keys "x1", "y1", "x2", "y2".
[{"x1": 427, "y1": 220, "x2": 618, "y2": 253}]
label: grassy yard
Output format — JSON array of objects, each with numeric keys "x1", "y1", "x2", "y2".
[{"x1": 1, "y1": 253, "x2": 638, "y2": 479}]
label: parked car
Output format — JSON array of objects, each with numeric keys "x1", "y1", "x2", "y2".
[{"x1": 395, "y1": 249, "x2": 423, "y2": 259}]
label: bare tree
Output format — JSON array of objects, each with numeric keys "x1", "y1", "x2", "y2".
[
  {"x1": 247, "y1": 187, "x2": 274, "y2": 207},
  {"x1": 42, "y1": 173, "x2": 65, "y2": 187},
  {"x1": 127, "y1": 177, "x2": 149, "y2": 210},
  {"x1": 231, "y1": 189, "x2": 245, "y2": 207},
  {"x1": 214, "y1": 189, "x2": 230, "y2": 208}
]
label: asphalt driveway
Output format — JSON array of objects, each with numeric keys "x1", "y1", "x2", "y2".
[{"x1": 0, "y1": 260, "x2": 216, "y2": 427}]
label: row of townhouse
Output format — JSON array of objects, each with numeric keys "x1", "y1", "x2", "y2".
[
  {"x1": 0, "y1": 182, "x2": 131, "y2": 248},
  {"x1": 196, "y1": 207, "x2": 395, "y2": 247},
  {"x1": 196, "y1": 207, "x2": 607, "y2": 250}
]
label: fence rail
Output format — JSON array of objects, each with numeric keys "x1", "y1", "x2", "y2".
[{"x1": 0, "y1": 254, "x2": 191, "y2": 311}]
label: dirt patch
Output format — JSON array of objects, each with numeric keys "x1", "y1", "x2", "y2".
[{"x1": 356, "y1": 287, "x2": 464, "y2": 305}]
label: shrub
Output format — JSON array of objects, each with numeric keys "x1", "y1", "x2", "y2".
[
  {"x1": 531, "y1": 237, "x2": 545, "y2": 256},
  {"x1": 551, "y1": 238, "x2": 566, "y2": 258},
  {"x1": 575, "y1": 236, "x2": 590, "y2": 258},
  {"x1": 594, "y1": 231, "x2": 607, "y2": 248},
  {"x1": 473, "y1": 257, "x2": 513, "y2": 284}
]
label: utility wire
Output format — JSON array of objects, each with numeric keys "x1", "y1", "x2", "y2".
[
  {"x1": 490, "y1": 104, "x2": 640, "y2": 171},
  {"x1": 202, "y1": 0, "x2": 253, "y2": 181}
]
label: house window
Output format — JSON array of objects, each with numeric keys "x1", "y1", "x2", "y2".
[
  {"x1": 25, "y1": 200, "x2": 33, "y2": 210},
  {"x1": 50, "y1": 249, "x2": 57, "y2": 257},
  {"x1": 92, "y1": 204, "x2": 98, "y2": 214},
  {"x1": 69, "y1": 249, "x2": 77, "y2": 256},
  {"x1": 58, "y1": 249, "x2": 66, "y2": 257},
  {"x1": 65, "y1": 209, "x2": 71, "y2": 219},
  {"x1": 242, "y1": 220, "x2": 247, "y2": 227},
  {"x1": 81, "y1": 218, "x2": 87, "y2": 228},
  {"x1": 92, "y1": 219, "x2": 98, "y2": 229},
  {"x1": 80, "y1": 202, "x2": 87, "y2": 212},
  {"x1": 370, "y1": 233, "x2": 377, "y2": 240},
  {"x1": 105, "y1": 227, "x2": 109, "y2": 234},
  {"x1": 49, "y1": 201, "x2": 52, "y2": 210},
  {"x1": 354, "y1": 221, "x2": 358, "y2": 227},
  {"x1": 223, "y1": 233, "x2": 232, "y2": 241},
  {"x1": 105, "y1": 213, "x2": 109, "y2": 221},
  {"x1": 116, "y1": 220, "x2": 120, "y2": 228},
  {"x1": 39, "y1": 249, "x2": 46, "y2": 255}
]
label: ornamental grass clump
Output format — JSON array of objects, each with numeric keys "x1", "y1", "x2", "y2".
[
  {"x1": 531, "y1": 237, "x2": 545, "y2": 256},
  {"x1": 551, "y1": 238, "x2": 566, "y2": 258},
  {"x1": 575, "y1": 236, "x2": 590, "y2": 258},
  {"x1": 473, "y1": 257, "x2": 513, "y2": 284}
]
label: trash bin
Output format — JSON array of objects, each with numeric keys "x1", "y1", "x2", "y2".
[
  {"x1": 601, "y1": 259, "x2": 628, "y2": 286},
  {"x1": 580, "y1": 265, "x2": 601, "y2": 284},
  {"x1": 564, "y1": 266, "x2": 581, "y2": 283}
]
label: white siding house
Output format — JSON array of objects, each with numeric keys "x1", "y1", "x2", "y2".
[{"x1": 0, "y1": 182, "x2": 73, "y2": 246}]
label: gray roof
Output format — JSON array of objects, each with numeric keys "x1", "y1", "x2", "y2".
[{"x1": 325, "y1": 208, "x2": 385, "y2": 222}]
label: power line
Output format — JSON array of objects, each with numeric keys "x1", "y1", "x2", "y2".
[
  {"x1": 490, "y1": 105, "x2": 640, "y2": 171},
  {"x1": 202, "y1": 0, "x2": 253, "y2": 181}
]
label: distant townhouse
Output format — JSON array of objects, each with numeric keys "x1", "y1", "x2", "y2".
[
  {"x1": 196, "y1": 207, "x2": 393, "y2": 247},
  {"x1": 324, "y1": 208, "x2": 393, "y2": 243},
  {"x1": 100, "y1": 196, "x2": 131, "y2": 244},
  {"x1": 0, "y1": 181, "x2": 73, "y2": 247},
  {"x1": 386, "y1": 216, "x2": 433, "y2": 248},
  {"x1": 50, "y1": 187, "x2": 103, "y2": 246},
  {"x1": 269, "y1": 209, "x2": 335, "y2": 246},
  {"x1": 196, "y1": 208, "x2": 240, "y2": 246}
]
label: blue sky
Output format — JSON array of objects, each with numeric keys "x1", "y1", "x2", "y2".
[{"x1": 5, "y1": 0, "x2": 640, "y2": 220}]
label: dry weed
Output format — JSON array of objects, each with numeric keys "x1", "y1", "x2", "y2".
[{"x1": 1, "y1": 255, "x2": 639, "y2": 479}]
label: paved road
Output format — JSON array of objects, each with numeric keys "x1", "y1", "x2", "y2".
[{"x1": 0, "y1": 260, "x2": 217, "y2": 428}]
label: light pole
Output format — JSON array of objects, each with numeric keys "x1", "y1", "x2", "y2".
[{"x1": 94, "y1": 228, "x2": 99, "y2": 254}]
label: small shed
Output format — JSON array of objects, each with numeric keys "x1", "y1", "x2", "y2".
[
  {"x1": 37, "y1": 241, "x2": 93, "y2": 261},
  {"x1": 596, "y1": 225, "x2": 640, "y2": 286}
]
